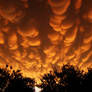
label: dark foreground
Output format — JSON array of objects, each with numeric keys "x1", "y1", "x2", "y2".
[{"x1": 0, "y1": 64, "x2": 92, "y2": 92}]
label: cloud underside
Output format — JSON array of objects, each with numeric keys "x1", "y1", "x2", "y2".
[{"x1": 0, "y1": 0, "x2": 92, "y2": 83}]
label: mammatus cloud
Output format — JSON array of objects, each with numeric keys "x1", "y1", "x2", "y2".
[
  {"x1": 0, "y1": 0, "x2": 92, "y2": 83},
  {"x1": 48, "y1": 0, "x2": 92, "y2": 68}
]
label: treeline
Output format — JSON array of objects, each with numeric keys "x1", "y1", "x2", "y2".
[
  {"x1": 0, "y1": 64, "x2": 92, "y2": 92},
  {"x1": 0, "y1": 65, "x2": 35, "y2": 92}
]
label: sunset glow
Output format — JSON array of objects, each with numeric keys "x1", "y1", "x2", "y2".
[{"x1": 0, "y1": 0, "x2": 92, "y2": 83}]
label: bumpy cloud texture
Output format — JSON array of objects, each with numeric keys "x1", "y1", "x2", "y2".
[{"x1": 0, "y1": 0, "x2": 92, "y2": 83}]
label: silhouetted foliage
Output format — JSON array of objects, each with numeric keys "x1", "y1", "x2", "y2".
[
  {"x1": 56, "y1": 64, "x2": 83, "y2": 92},
  {"x1": 40, "y1": 64, "x2": 92, "y2": 92},
  {"x1": 0, "y1": 67, "x2": 10, "y2": 92},
  {"x1": 0, "y1": 64, "x2": 92, "y2": 92},
  {"x1": 40, "y1": 72, "x2": 59, "y2": 92},
  {"x1": 0, "y1": 65, "x2": 35, "y2": 92},
  {"x1": 83, "y1": 68, "x2": 92, "y2": 92}
]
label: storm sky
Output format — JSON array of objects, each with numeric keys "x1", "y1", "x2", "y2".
[{"x1": 0, "y1": 0, "x2": 92, "y2": 83}]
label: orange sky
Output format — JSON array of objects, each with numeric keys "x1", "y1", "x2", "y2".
[{"x1": 0, "y1": 0, "x2": 92, "y2": 83}]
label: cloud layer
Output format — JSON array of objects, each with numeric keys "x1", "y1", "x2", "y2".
[{"x1": 0, "y1": 0, "x2": 92, "y2": 83}]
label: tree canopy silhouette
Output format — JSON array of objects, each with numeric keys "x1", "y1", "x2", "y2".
[
  {"x1": 0, "y1": 65, "x2": 35, "y2": 92},
  {"x1": 83, "y1": 68, "x2": 92, "y2": 92},
  {"x1": 40, "y1": 71, "x2": 59, "y2": 92},
  {"x1": 0, "y1": 64, "x2": 92, "y2": 92},
  {"x1": 40, "y1": 64, "x2": 92, "y2": 92}
]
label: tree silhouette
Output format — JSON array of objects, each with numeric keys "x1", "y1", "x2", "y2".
[
  {"x1": 56, "y1": 64, "x2": 83, "y2": 92},
  {"x1": 40, "y1": 64, "x2": 84, "y2": 92},
  {"x1": 0, "y1": 64, "x2": 92, "y2": 92},
  {"x1": 83, "y1": 68, "x2": 92, "y2": 92},
  {"x1": 0, "y1": 66, "x2": 10, "y2": 92},
  {"x1": 40, "y1": 71, "x2": 60, "y2": 92},
  {"x1": 5, "y1": 70, "x2": 35, "y2": 92},
  {"x1": 0, "y1": 65, "x2": 35, "y2": 92}
]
